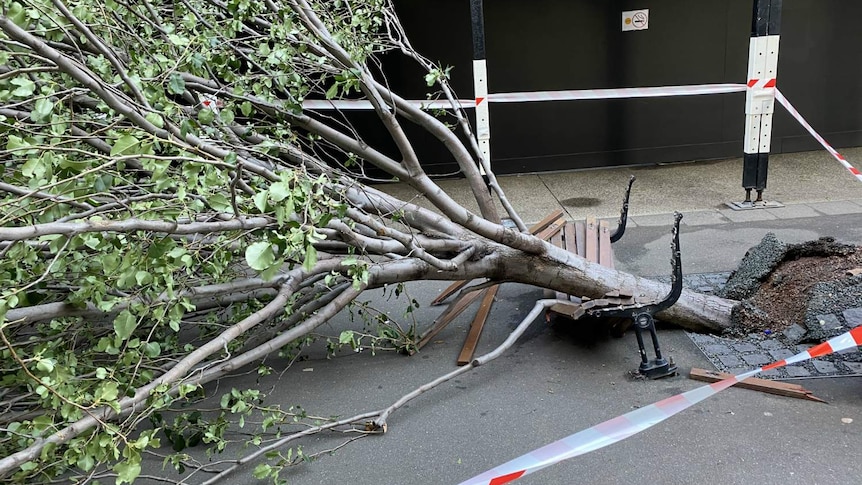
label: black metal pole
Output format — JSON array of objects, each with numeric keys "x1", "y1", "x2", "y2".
[{"x1": 742, "y1": 0, "x2": 782, "y2": 205}]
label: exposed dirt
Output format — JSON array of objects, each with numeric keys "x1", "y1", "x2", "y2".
[{"x1": 734, "y1": 246, "x2": 862, "y2": 332}]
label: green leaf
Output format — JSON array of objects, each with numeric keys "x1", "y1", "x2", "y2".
[
  {"x1": 30, "y1": 98, "x2": 54, "y2": 123},
  {"x1": 252, "y1": 190, "x2": 268, "y2": 212},
  {"x1": 197, "y1": 108, "x2": 215, "y2": 125},
  {"x1": 167, "y1": 34, "x2": 190, "y2": 46},
  {"x1": 145, "y1": 112, "x2": 164, "y2": 128},
  {"x1": 113, "y1": 310, "x2": 137, "y2": 341},
  {"x1": 10, "y1": 77, "x2": 35, "y2": 97},
  {"x1": 114, "y1": 456, "x2": 141, "y2": 485},
  {"x1": 96, "y1": 367, "x2": 108, "y2": 379},
  {"x1": 253, "y1": 463, "x2": 272, "y2": 480},
  {"x1": 21, "y1": 157, "x2": 48, "y2": 179},
  {"x1": 325, "y1": 83, "x2": 339, "y2": 99},
  {"x1": 110, "y1": 135, "x2": 141, "y2": 156},
  {"x1": 36, "y1": 359, "x2": 54, "y2": 373},
  {"x1": 268, "y1": 181, "x2": 290, "y2": 202},
  {"x1": 219, "y1": 108, "x2": 235, "y2": 124},
  {"x1": 167, "y1": 73, "x2": 185, "y2": 95},
  {"x1": 245, "y1": 242, "x2": 275, "y2": 271},
  {"x1": 240, "y1": 101, "x2": 253, "y2": 116},
  {"x1": 99, "y1": 381, "x2": 119, "y2": 401},
  {"x1": 302, "y1": 244, "x2": 317, "y2": 272},
  {"x1": 338, "y1": 330, "x2": 354, "y2": 345},
  {"x1": 143, "y1": 342, "x2": 161, "y2": 358},
  {"x1": 8, "y1": 2, "x2": 28, "y2": 29}
]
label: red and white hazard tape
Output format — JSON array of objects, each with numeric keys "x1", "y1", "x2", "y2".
[
  {"x1": 458, "y1": 325, "x2": 862, "y2": 485},
  {"x1": 774, "y1": 89, "x2": 862, "y2": 183},
  {"x1": 485, "y1": 83, "x2": 746, "y2": 103},
  {"x1": 300, "y1": 84, "x2": 747, "y2": 111}
]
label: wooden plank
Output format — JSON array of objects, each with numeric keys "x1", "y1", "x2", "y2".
[
  {"x1": 430, "y1": 280, "x2": 470, "y2": 306},
  {"x1": 457, "y1": 286, "x2": 500, "y2": 365},
  {"x1": 574, "y1": 221, "x2": 586, "y2": 258},
  {"x1": 535, "y1": 220, "x2": 564, "y2": 242},
  {"x1": 585, "y1": 216, "x2": 599, "y2": 263},
  {"x1": 416, "y1": 287, "x2": 489, "y2": 350},
  {"x1": 548, "y1": 228, "x2": 569, "y2": 301},
  {"x1": 563, "y1": 222, "x2": 577, "y2": 254},
  {"x1": 689, "y1": 368, "x2": 826, "y2": 403},
  {"x1": 599, "y1": 220, "x2": 614, "y2": 269},
  {"x1": 528, "y1": 208, "x2": 565, "y2": 234}
]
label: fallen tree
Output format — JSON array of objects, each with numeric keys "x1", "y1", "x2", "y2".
[{"x1": 0, "y1": 1, "x2": 737, "y2": 482}]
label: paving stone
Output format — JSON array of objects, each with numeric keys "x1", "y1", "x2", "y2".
[
  {"x1": 732, "y1": 342, "x2": 759, "y2": 352},
  {"x1": 697, "y1": 286, "x2": 715, "y2": 294},
  {"x1": 768, "y1": 349, "x2": 794, "y2": 361},
  {"x1": 704, "y1": 344, "x2": 732, "y2": 355},
  {"x1": 843, "y1": 362, "x2": 862, "y2": 374},
  {"x1": 812, "y1": 360, "x2": 839, "y2": 374},
  {"x1": 785, "y1": 366, "x2": 811, "y2": 378},
  {"x1": 759, "y1": 339, "x2": 785, "y2": 350},
  {"x1": 808, "y1": 200, "x2": 862, "y2": 215},
  {"x1": 742, "y1": 353, "x2": 772, "y2": 366},
  {"x1": 843, "y1": 307, "x2": 862, "y2": 326},
  {"x1": 725, "y1": 366, "x2": 751, "y2": 375},
  {"x1": 795, "y1": 344, "x2": 812, "y2": 353},
  {"x1": 814, "y1": 313, "x2": 844, "y2": 332},
  {"x1": 782, "y1": 324, "x2": 808, "y2": 343},
  {"x1": 760, "y1": 369, "x2": 782, "y2": 378},
  {"x1": 717, "y1": 355, "x2": 742, "y2": 367}
]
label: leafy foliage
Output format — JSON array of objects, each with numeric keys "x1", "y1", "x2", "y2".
[{"x1": 0, "y1": 0, "x2": 415, "y2": 482}]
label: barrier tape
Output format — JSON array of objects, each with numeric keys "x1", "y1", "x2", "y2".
[
  {"x1": 299, "y1": 83, "x2": 747, "y2": 110},
  {"x1": 774, "y1": 89, "x2": 862, "y2": 183},
  {"x1": 300, "y1": 85, "x2": 861, "y2": 184},
  {"x1": 458, "y1": 325, "x2": 862, "y2": 485}
]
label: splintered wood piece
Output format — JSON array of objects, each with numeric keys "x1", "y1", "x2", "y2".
[
  {"x1": 585, "y1": 216, "x2": 598, "y2": 263},
  {"x1": 536, "y1": 220, "x2": 565, "y2": 241},
  {"x1": 599, "y1": 220, "x2": 614, "y2": 269},
  {"x1": 529, "y1": 209, "x2": 565, "y2": 235},
  {"x1": 548, "y1": 301, "x2": 584, "y2": 319},
  {"x1": 689, "y1": 368, "x2": 826, "y2": 403},
  {"x1": 417, "y1": 287, "x2": 489, "y2": 350},
  {"x1": 457, "y1": 285, "x2": 500, "y2": 366}
]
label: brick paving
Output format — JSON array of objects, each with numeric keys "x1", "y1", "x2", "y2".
[{"x1": 658, "y1": 272, "x2": 862, "y2": 378}]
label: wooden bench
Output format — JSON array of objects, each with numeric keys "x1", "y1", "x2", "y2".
[{"x1": 416, "y1": 177, "x2": 635, "y2": 365}]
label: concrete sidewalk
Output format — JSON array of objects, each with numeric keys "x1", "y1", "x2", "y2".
[{"x1": 379, "y1": 147, "x2": 862, "y2": 228}]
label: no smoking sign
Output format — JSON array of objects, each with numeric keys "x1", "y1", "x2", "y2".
[{"x1": 622, "y1": 9, "x2": 649, "y2": 31}]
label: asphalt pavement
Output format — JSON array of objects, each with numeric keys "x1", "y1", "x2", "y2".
[{"x1": 143, "y1": 150, "x2": 862, "y2": 484}]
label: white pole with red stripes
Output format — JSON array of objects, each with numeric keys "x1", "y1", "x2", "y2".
[
  {"x1": 470, "y1": 0, "x2": 490, "y2": 176},
  {"x1": 737, "y1": 0, "x2": 782, "y2": 208}
]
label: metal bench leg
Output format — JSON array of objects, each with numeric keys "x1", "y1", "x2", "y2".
[{"x1": 609, "y1": 175, "x2": 635, "y2": 243}]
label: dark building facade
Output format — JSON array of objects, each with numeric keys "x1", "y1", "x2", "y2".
[{"x1": 376, "y1": 0, "x2": 862, "y2": 175}]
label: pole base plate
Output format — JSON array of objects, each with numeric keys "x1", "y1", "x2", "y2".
[{"x1": 725, "y1": 200, "x2": 784, "y2": 211}]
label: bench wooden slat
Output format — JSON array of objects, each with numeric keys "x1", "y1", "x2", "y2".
[
  {"x1": 535, "y1": 220, "x2": 565, "y2": 241},
  {"x1": 585, "y1": 216, "x2": 599, "y2": 263},
  {"x1": 563, "y1": 221, "x2": 577, "y2": 255},
  {"x1": 529, "y1": 208, "x2": 566, "y2": 235},
  {"x1": 599, "y1": 220, "x2": 614, "y2": 269},
  {"x1": 575, "y1": 221, "x2": 586, "y2": 258},
  {"x1": 457, "y1": 285, "x2": 499, "y2": 365},
  {"x1": 549, "y1": 228, "x2": 569, "y2": 302},
  {"x1": 417, "y1": 287, "x2": 489, "y2": 349}
]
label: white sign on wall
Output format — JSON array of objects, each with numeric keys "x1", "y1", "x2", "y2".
[{"x1": 622, "y1": 9, "x2": 649, "y2": 31}]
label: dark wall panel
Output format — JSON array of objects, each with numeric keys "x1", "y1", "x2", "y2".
[{"x1": 383, "y1": 0, "x2": 862, "y2": 175}]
